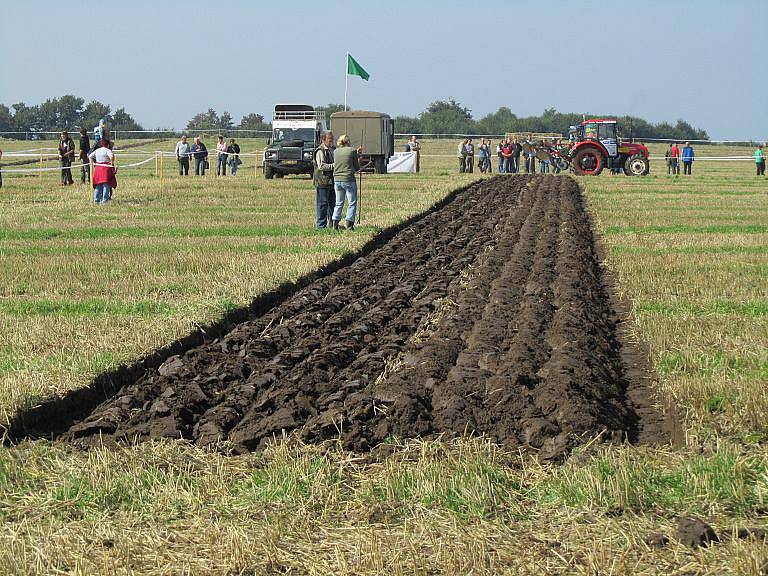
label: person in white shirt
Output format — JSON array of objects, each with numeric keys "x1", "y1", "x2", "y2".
[
  {"x1": 87, "y1": 141, "x2": 116, "y2": 204},
  {"x1": 175, "y1": 135, "x2": 192, "y2": 176}
]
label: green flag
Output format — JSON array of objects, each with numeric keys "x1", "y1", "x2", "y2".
[{"x1": 347, "y1": 53, "x2": 370, "y2": 81}]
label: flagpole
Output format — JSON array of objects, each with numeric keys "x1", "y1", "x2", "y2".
[{"x1": 344, "y1": 51, "x2": 349, "y2": 111}]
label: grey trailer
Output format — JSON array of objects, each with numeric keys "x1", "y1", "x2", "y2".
[{"x1": 330, "y1": 111, "x2": 394, "y2": 173}]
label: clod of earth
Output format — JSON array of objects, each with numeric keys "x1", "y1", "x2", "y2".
[
  {"x1": 64, "y1": 176, "x2": 668, "y2": 459},
  {"x1": 676, "y1": 516, "x2": 720, "y2": 548}
]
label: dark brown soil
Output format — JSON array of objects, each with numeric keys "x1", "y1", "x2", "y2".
[{"x1": 62, "y1": 176, "x2": 671, "y2": 459}]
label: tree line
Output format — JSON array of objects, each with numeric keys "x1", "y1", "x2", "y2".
[
  {"x1": 0, "y1": 95, "x2": 709, "y2": 141},
  {"x1": 0, "y1": 95, "x2": 144, "y2": 137},
  {"x1": 388, "y1": 99, "x2": 709, "y2": 141}
]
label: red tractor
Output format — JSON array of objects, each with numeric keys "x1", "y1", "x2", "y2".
[{"x1": 567, "y1": 119, "x2": 650, "y2": 176}]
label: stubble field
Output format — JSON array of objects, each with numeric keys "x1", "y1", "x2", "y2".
[{"x1": 0, "y1": 137, "x2": 767, "y2": 574}]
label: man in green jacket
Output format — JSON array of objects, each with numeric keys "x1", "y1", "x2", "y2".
[
  {"x1": 331, "y1": 134, "x2": 360, "y2": 230},
  {"x1": 756, "y1": 145, "x2": 765, "y2": 177}
]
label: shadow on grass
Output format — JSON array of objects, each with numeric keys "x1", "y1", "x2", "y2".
[{"x1": 4, "y1": 180, "x2": 480, "y2": 444}]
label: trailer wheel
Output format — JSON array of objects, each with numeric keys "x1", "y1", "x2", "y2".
[
  {"x1": 264, "y1": 164, "x2": 274, "y2": 179},
  {"x1": 374, "y1": 156, "x2": 387, "y2": 174},
  {"x1": 572, "y1": 147, "x2": 604, "y2": 176},
  {"x1": 624, "y1": 155, "x2": 649, "y2": 176}
]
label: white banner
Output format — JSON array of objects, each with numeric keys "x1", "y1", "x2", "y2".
[{"x1": 387, "y1": 151, "x2": 417, "y2": 173}]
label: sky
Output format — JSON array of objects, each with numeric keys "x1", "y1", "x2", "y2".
[{"x1": 1, "y1": 0, "x2": 764, "y2": 140}]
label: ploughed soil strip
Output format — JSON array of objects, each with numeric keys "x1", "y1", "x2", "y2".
[{"x1": 64, "y1": 176, "x2": 669, "y2": 459}]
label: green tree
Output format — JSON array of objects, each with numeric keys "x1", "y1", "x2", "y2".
[
  {"x1": 238, "y1": 113, "x2": 269, "y2": 131},
  {"x1": 394, "y1": 115, "x2": 421, "y2": 136},
  {"x1": 419, "y1": 99, "x2": 475, "y2": 135}
]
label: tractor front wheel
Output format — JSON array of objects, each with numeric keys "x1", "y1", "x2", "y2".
[
  {"x1": 572, "y1": 147, "x2": 604, "y2": 176},
  {"x1": 624, "y1": 155, "x2": 649, "y2": 176}
]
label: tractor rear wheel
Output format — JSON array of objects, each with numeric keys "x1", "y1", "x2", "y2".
[
  {"x1": 624, "y1": 155, "x2": 649, "y2": 176},
  {"x1": 572, "y1": 147, "x2": 604, "y2": 176}
]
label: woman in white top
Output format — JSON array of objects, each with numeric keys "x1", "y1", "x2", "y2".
[{"x1": 88, "y1": 141, "x2": 116, "y2": 204}]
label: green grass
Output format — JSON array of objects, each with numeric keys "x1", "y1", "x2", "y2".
[{"x1": 0, "y1": 139, "x2": 767, "y2": 574}]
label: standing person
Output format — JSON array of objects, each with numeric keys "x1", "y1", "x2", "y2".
[
  {"x1": 175, "y1": 135, "x2": 191, "y2": 175},
  {"x1": 406, "y1": 135, "x2": 421, "y2": 172},
  {"x1": 670, "y1": 142, "x2": 680, "y2": 174},
  {"x1": 87, "y1": 139, "x2": 115, "y2": 204},
  {"x1": 331, "y1": 134, "x2": 360, "y2": 230},
  {"x1": 682, "y1": 142, "x2": 694, "y2": 175},
  {"x1": 523, "y1": 135, "x2": 536, "y2": 174},
  {"x1": 512, "y1": 139, "x2": 522, "y2": 173},
  {"x1": 457, "y1": 139, "x2": 467, "y2": 173},
  {"x1": 497, "y1": 139, "x2": 505, "y2": 174},
  {"x1": 58, "y1": 130, "x2": 75, "y2": 186},
  {"x1": 192, "y1": 136, "x2": 208, "y2": 176},
  {"x1": 313, "y1": 131, "x2": 335, "y2": 229},
  {"x1": 465, "y1": 138, "x2": 475, "y2": 173},
  {"x1": 756, "y1": 144, "x2": 766, "y2": 176},
  {"x1": 665, "y1": 143, "x2": 673, "y2": 175},
  {"x1": 215, "y1": 135, "x2": 228, "y2": 176},
  {"x1": 78, "y1": 128, "x2": 91, "y2": 184},
  {"x1": 227, "y1": 138, "x2": 241, "y2": 176},
  {"x1": 477, "y1": 139, "x2": 488, "y2": 173},
  {"x1": 538, "y1": 141, "x2": 550, "y2": 174},
  {"x1": 502, "y1": 140, "x2": 513, "y2": 174}
]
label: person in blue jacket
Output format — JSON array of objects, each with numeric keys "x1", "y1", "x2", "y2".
[{"x1": 682, "y1": 142, "x2": 695, "y2": 175}]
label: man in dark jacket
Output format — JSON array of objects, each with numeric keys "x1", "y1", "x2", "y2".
[
  {"x1": 227, "y1": 138, "x2": 241, "y2": 176},
  {"x1": 313, "y1": 131, "x2": 335, "y2": 228},
  {"x1": 78, "y1": 128, "x2": 91, "y2": 184},
  {"x1": 58, "y1": 131, "x2": 76, "y2": 185},
  {"x1": 191, "y1": 136, "x2": 208, "y2": 176}
]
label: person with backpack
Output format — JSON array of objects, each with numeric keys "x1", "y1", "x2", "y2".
[
  {"x1": 227, "y1": 138, "x2": 241, "y2": 176},
  {"x1": 313, "y1": 131, "x2": 335, "y2": 228}
]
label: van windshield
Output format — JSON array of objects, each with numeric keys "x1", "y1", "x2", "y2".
[{"x1": 272, "y1": 128, "x2": 315, "y2": 143}]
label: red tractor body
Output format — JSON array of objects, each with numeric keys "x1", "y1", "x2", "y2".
[{"x1": 567, "y1": 119, "x2": 650, "y2": 176}]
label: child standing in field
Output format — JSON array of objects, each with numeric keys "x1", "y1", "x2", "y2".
[{"x1": 756, "y1": 144, "x2": 766, "y2": 176}]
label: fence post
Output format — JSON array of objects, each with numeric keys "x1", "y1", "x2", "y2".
[
  {"x1": 39, "y1": 149, "x2": 43, "y2": 180},
  {"x1": 254, "y1": 148, "x2": 259, "y2": 178}
]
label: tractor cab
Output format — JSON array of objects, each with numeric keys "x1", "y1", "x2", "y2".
[{"x1": 579, "y1": 119, "x2": 618, "y2": 158}]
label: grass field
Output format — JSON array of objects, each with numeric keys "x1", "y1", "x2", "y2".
[{"x1": 1, "y1": 138, "x2": 767, "y2": 574}]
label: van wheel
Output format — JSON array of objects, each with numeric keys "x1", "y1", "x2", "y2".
[{"x1": 264, "y1": 164, "x2": 274, "y2": 179}]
